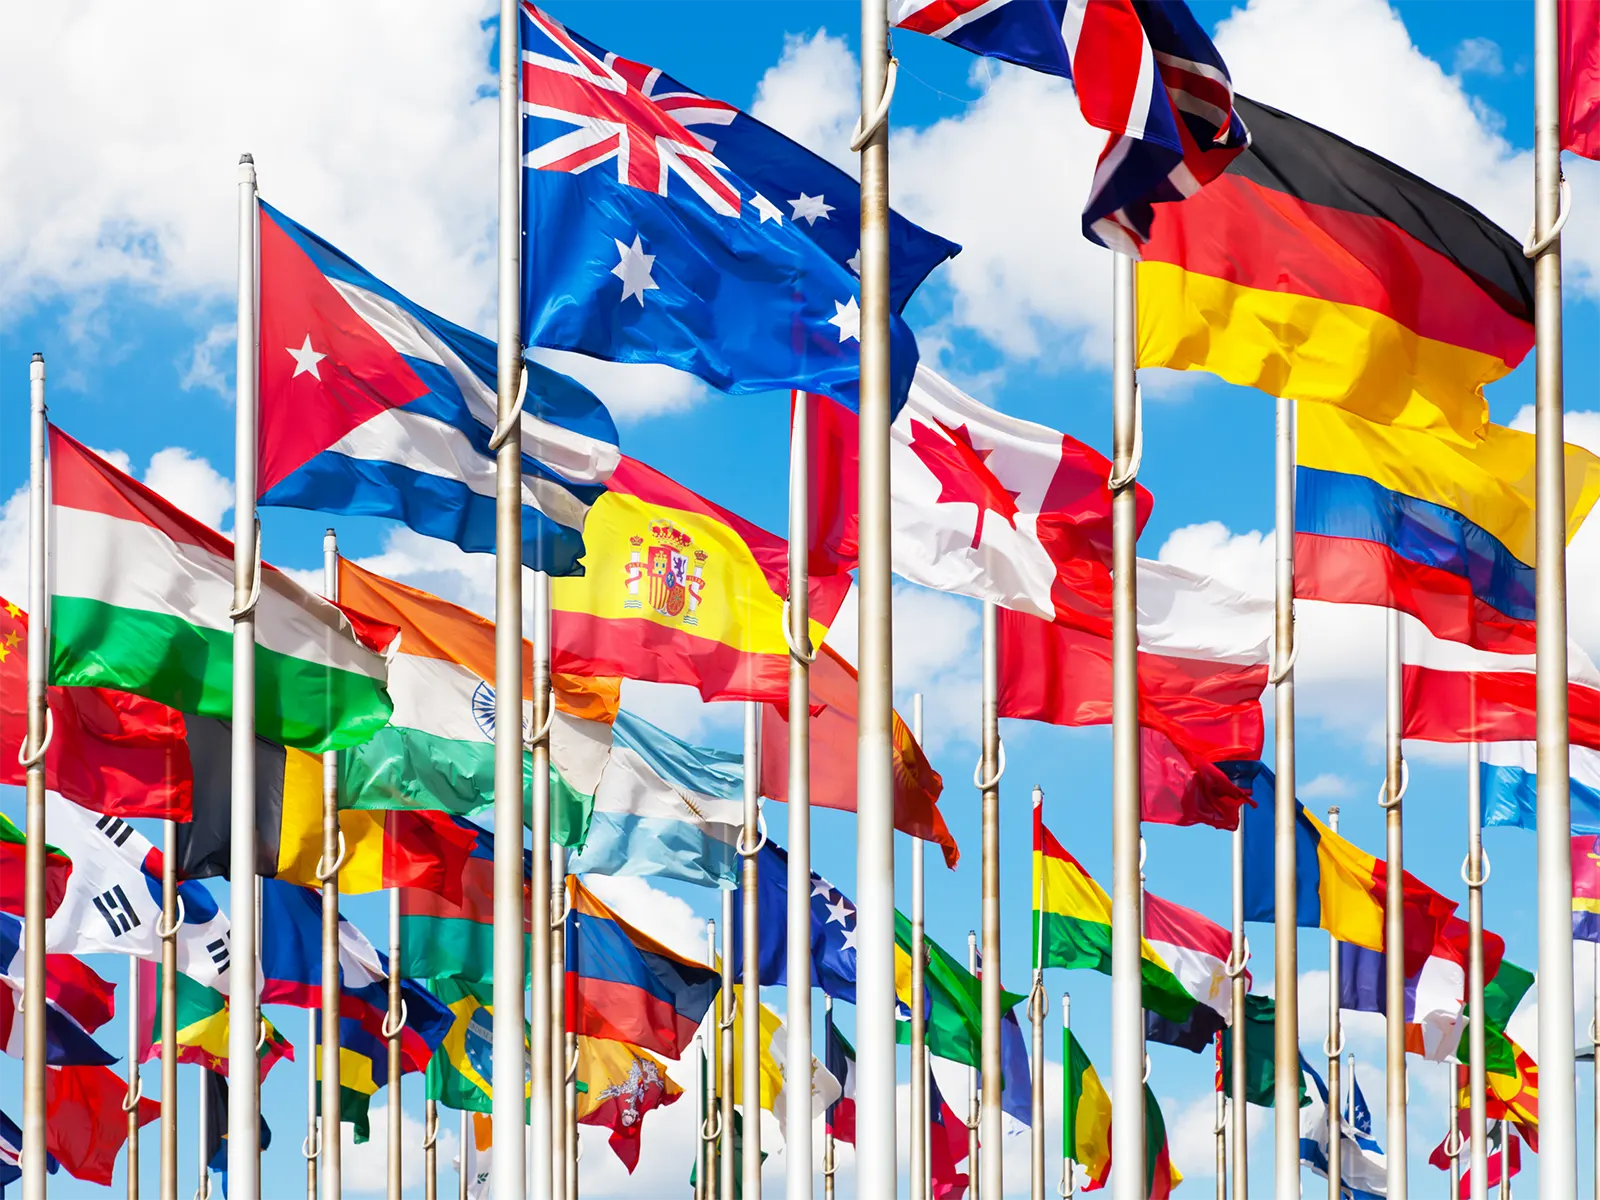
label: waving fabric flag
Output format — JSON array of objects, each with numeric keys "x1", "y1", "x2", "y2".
[
  {"x1": 144, "y1": 967, "x2": 292, "y2": 1080},
  {"x1": 401, "y1": 825, "x2": 533, "y2": 985},
  {"x1": 1300, "y1": 1056, "x2": 1385, "y2": 1199},
  {"x1": 257, "y1": 203, "x2": 619, "y2": 575},
  {"x1": 1576, "y1": 835, "x2": 1600, "y2": 943},
  {"x1": 0, "y1": 1108, "x2": 60, "y2": 1191},
  {"x1": 893, "y1": 0, "x2": 1248, "y2": 251},
  {"x1": 0, "y1": 916, "x2": 115, "y2": 1033},
  {"x1": 1061, "y1": 1027, "x2": 1112, "y2": 1190},
  {"x1": 1140, "y1": 96, "x2": 1533, "y2": 443},
  {"x1": 0, "y1": 972, "x2": 115, "y2": 1066},
  {"x1": 1479, "y1": 740, "x2": 1600, "y2": 833},
  {"x1": 1219, "y1": 995, "x2": 1306, "y2": 1108},
  {"x1": 574, "y1": 1035, "x2": 683, "y2": 1172},
  {"x1": 1561, "y1": 0, "x2": 1600, "y2": 157},
  {"x1": 422, "y1": 978, "x2": 509, "y2": 1113},
  {"x1": 0, "y1": 812, "x2": 72, "y2": 918},
  {"x1": 824, "y1": 1016, "x2": 856, "y2": 1144},
  {"x1": 519, "y1": 3, "x2": 921, "y2": 413},
  {"x1": 45, "y1": 1064, "x2": 159, "y2": 1186},
  {"x1": 927, "y1": 1068, "x2": 971, "y2": 1200},
  {"x1": 1296, "y1": 403, "x2": 1600, "y2": 654},
  {"x1": 48, "y1": 427, "x2": 396, "y2": 752},
  {"x1": 729, "y1": 841, "x2": 864, "y2": 1002},
  {"x1": 1141, "y1": 890, "x2": 1241, "y2": 1052},
  {"x1": 552, "y1": 457, "x2": 851, "y2": 704}
]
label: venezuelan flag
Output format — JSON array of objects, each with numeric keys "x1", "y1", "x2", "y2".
[
  {"x1": 1575, "y1": 834, "x2": 1600, "y2": 944},
  {"x1": 1139, "y1": 96, "x2": 1533, "y2": 443},
  {"x1": 1296, "y1": 404, "x2": 1600, "y2": 653},
  {"x1": 1062, "y1": 1028, "x2": 1111, "y2": 1189},
  {"x1": 551, "y1": 457, "x2": 851, "y2": 703},
  {"x1": 564, "y1": 877, "x2": 720, "y2": 1059}
]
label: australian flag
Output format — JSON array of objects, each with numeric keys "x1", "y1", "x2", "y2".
[
  {"x1": 728, "y1": 842, "x2": 859, "y2": 1002},
  {"x1": 893, "y1": 0, "x2": 1249, "y2": 253},
  {"x1": 519, "y1": 3, "x2": 951, "y2": 413}
]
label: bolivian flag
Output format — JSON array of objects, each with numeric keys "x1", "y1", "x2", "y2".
[{"x1": 1139, "y1": 95, "x2": 1534, "y2": 443}]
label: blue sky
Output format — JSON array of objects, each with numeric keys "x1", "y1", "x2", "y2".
[{"x1": 2, "y1": 0, "x2": 1598, "y2": 1195}]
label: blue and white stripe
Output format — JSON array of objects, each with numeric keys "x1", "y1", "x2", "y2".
[{"x1": 1480, "y1": 740, "x2": 1600, "y2": 834}]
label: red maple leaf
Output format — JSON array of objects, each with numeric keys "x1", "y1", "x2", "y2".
[{"x1": 905, "y1": 418, "x2": 1022, "y2": 550}]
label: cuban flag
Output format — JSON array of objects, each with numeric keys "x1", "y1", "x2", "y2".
[
  {"x1": 518, "y1": 3, "x2": 923, "y2": 414},
  {"x1": 893, "y1": 0, "x2": 1249, "y2": 253},
  {"x1": 257, "y1": 202, "x2": 621, "y2": 577}
]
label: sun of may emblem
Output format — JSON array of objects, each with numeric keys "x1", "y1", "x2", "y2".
[{"x1": 622, "y1": 517, "x2": 709, "y2": 626}]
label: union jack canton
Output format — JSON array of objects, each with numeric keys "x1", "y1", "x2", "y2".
[{"x1": 894, "y1": 0, "x2": 1250, "y2": 253}]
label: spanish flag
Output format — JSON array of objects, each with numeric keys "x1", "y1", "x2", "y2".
[
  {"x1": 552, "y1": 457, "x2": 852, "y2": 703},
  {"x1": 1139, "y1": 95, "x2": 1534, "y2": 443}
]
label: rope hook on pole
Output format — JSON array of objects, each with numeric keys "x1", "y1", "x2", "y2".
[
  {"x1": 155, "y1": 893, "x2": 187, "y2": 940},
  {"x1": 780, "y1": 597, "x2": 816, "y2": 666},
  {"x1": 849, "y1": 56, "x2": 898, "y2": 152},
  {"x1": 228, "y1": 518, "x2": 263, "y2": 620},
  {"x1": 1377, "y1": 760, "x2": 1409, "y2": 810},
  {"x1": 1106, "y1": 383, "x2": 1143, "y2": 491},
  {"x1": 488, "y1": 363, "x2": 528, "y2": 453},
  {"x1": 314, "y1": 830, "x2": 348, "y2": 883},
  {"x1": 1523, "y1": 176, "x2": 1572, "y2": 258},
  {"x1": 972, "y1": 742, "x2": 1006, "y2": 791},
  {"x1": 16, "y1": 707, "x2": 52, "y2": 768}
]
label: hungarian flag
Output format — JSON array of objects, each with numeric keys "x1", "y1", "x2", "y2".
[
  {"x1": 0, "y1": 595, "x2": 192, "y2": 819},
  {"x1": 47, "y1": 427, "x2": 397, "y2": 752},
  {"x1": 0, "y1": 811, "x2": 72, "y2": 918},
  {"x1": 824, "y1": 1015, "x2": 856, "y2": 1144},
  {"x1": 574, "y1": 1035, "x2": 682, "y2": 1172}
]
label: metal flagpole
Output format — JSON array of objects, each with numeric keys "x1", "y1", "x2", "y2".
[
  {"x1": 386, "y1": 889, "x2": 403, "y2": 1200},
  {"x1": 967, "y1": 932, "x2": 981, "y2": 1192},
  {"x1": 1229, "y1": 815, "x2": 1248, "y2": 1200},
  {"x1": 198, "y1": 1069, "x2": 213, "y2": 1200},
  {"x1": 980, "y1": 601, "x2": 1004, "y2": 1200},
  {"x1": 1061, "y1": 993, "x2": 1074, "y2": 1200},
  {"x1": 1327, "y1": 808, "x2": 1343, "y2": 1200},
  {"x1": 1500, "y1": 1127, "x2": 1513, "y2": 1200},
  {"x1": 823, "y1": 997, "x2": 836, "y2": 1200},
  {"x1": 457, "y1": 1108, "x2": 468, "y2": 1200},
  {"x1": 740, "y1": 702, "x2": 762, "y2": 1200},
  {"x1": 304, "y1": 1009, "x2": 318, "y2": 1200},
  {"x1": 1030, "y1": 785, "x2": 1047, "y2": 1200},
  {"x1": 910, "y1": 694, "x2": 928, "y2": 1200},
  {"x1": 424, "y1": 1100, "x2": 438, "y2": 1200},
  {"x1": 701, "y1": 918, "x2": 717, "y2": 1200},
  {"x1": 785, "y1": 387, "x2": 814, "y2": 1200},
  {"x1": 129, "y1": 956, "x2": 143, "y2": 1200},
  {"x1": 551, "y1": 852, "x2": 566, "y2": 1200},
  {"x1": 1109, "y1": 251, "x2": 1145, "y2": 1200},
  {"x1": 855, "y1": 0, "x2": 898, "y2": 1195},
  {"x1": 160, "y1": 823, "x2": 178, "y2": 1200},
  {"x1": 1214, "y1": 1039, "x2": 1225, "y2": 1200},
  {"x1": 320, "y1": 530, "x2": 342, "y2": 1200},
  {"x1": 1593, "y1": 946, "x2": 1599, "y2": 1200},
  {"x1": 719, "y1": 891, "x2": 735, "y2": 1200},
  {"x1": 1466, "y1": 743, "x2": 1488, "y2": 1200},
  {"x1": 1449, "y1": 1066, "x2": 1463, "y2": 1198},
  {"x1": 494, "y1": 0, "x2": 534, "y2": 1195},
  {"x1": 1271, "y1": 390, "x2": 1299, "y2": 1199},
  {"x1": 227, "y1": 153, "x2": 263, "y2": 1200},
  {"x1": 1383, "y1": 607, "x2": 1407, "y2": 1200},
  {"x1": 1533, "y1": 1, "x2": 1579, "y2": 1194}
]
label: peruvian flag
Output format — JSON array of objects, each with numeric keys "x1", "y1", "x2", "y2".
[
  {"x1": 824, "y1": 1018, "x2": 856, "y2": 1145},
  {"x1": 807, "y1": 364, "x2": 1152, "y2": 632}
]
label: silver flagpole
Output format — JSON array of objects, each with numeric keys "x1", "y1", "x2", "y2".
[
  {"x1": 386, "y1": 889, "x2": 403, "y2": 1200},
  {"x1": 740, "y1": 702, "x2": 762, "y2": 1200},
  {"x1": 199, "y1": 1068, "x2": 212, "y2": 1200},
  {"x1": 1229, "y1": 822, "x2": 1248, "y2": 1200},
  {"x1": 494, "y1": 0, "x2": 534, "y2": 1195},
  {"x1": 1500, "y1": 1126, "x2": 1512, "y2": 1200},
  {"x1": 701, "y1": 918, "x2": 717, "y2": 1200},
  {"x1": 1271, "y1": 390, "x2": 1299, "y2": 1199},
  {"x1": 1449, "y1": 1066, "x2": 1463, "y2": 1197},
  {"x1": 785, "y1": 388, "x2": 814, "y2": 1200},
  {"x1": 1030, "y1": 785, "x2": 1046, "y2": 1200},
  {"x1": 21, "y1": 354, "x2": 47, "y2": 1200},
  {"x1": 161, "y1": 822, "x2": 178, "y2": 1200},
  {"x1": 227, "y1": 153, "x2": 262, "y2": 1200},
  {"x1": 424, "y1": 1100, "x2": 438, "y2": 1200},
  {"x1": 1326, "y1": 807, "x2": 1343, "y2": 1200},
  {"x1": 855, "y1": 0, "x2": 898, "y2": 1193},
  {"x1": 550, "y1": 852, "x2": 565, "y2": 1200},
  {"x1": 910, "y1": 695, "x2": 928, "y2": 1200},
  {"x1": 1467, "y1": 743, "x2": 1488, "y2": 1200},
  {"x1": 967, "y1": 932, "x2": 981, "y2": 1191},
  {"x1": 320, "y1": 530, "x2": 342, "y2": 1200},
  {"x1": 304, "y1": 1009, "x2": 317, "y2": 1200},
  {"x1": 980, "y1": 601, "x2": 1004, "y2": 1200},
  {"x1": 1109, "y1": 251, "x2": 1144, "y2": 1200},
  {"x1": 719, "y1": 890, "x2": 735, "y2": 1200},
  {"x1": 823, "y1": 997, "x2": 836, "y2": 1200},
  {"x1": 1592, "y1": 945, "x2": 1598, "y2": 1200},
  {"x1": 130, "y1": 956, "x2": 143, "y2": 1200},
  {"x1": 1533, "y1": 0, "x2": 1579, "y2": 1193},
  {"x1": 1214, "y1": 1045, "x2": 1225, "y2": 1200},
  {"x1": 458, "y1": 1107, "x2": 468, "y2": 1200},
  {"x1": 1383, "y1": 607, "x2": 1407, "y2": 1200},
  {"x1": 1061, "y1": 993, "x2": 1074, "y2": 1200}
]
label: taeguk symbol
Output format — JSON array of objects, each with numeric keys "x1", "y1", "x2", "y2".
[{"x1": 471, "y1": 680, "x2": 532, "y2": 742}]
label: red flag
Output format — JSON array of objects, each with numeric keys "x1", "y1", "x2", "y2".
[
  {"x1": 760, "y1": 643, "x2": 959, "y2": 866},
  {"x1": 45, "y1": 1063, "x2": 159, "y2": 1185},
  {"x1": 0, "y1": 813, "x2": 72, "y2": 918},
  {"x1": 1562, "y1": 0, "x2": 1600, "y2": 157},
  {"x1": 0, "y1": 597, "x2": 192, "y2": 820},
  {"x1": 928, "y1": 1070, "x2": 970, "y2": 1200}
]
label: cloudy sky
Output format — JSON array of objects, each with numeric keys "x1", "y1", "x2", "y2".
[{"x1": 1, "y1": 0, "x2": 1597, "y2": 1195}]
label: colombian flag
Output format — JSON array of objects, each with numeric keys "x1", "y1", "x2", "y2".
[
  {"x1": 552, "y1": 457, "x2": 852, "y2": 703},
  {"x1": 1296, "y1": 404, "x2": 1600, "y2": 653},
  {"x1": 1139, "y1": 96, "x2": 1533, "y2": 444}
]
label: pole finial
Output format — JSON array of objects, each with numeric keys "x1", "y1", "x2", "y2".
[
  {"x1": 239, "y1": 153, "x2": 254, "y2": 164},
  {"x1": 30, "y1": 352, "x2": 43, "y2": 362}
]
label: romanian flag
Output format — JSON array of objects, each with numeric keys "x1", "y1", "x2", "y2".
[
  {"x1": 574, "y1": 1035, "x2": 682, "y2": 1172},
  {"x1": 145, "y1": 966, "x2": 292, "y2": 1080},
  {"x1": 1031, "y1": 804, "x2": 1197, "y2": 1024},
  {"x1": 1139, "y1": 95, "x2": 1533, "y2": 444},
  {"x1": 1575, "y1": 834, "x2": 1600, "y2": 943},
  {"x1": 552, "y1": 457, "x2": 852, "y2": 703},
  {"x1": 564, "y1": 876, "x2": 720, "y2": 1058},
  {"x1": 1296, "y1": 403, "x2": 1600, "y2": 653},
  {"x1": 0, "y1": 812, "x2": 72, "y2": 918},
  {"x1": 1062, "y1": 1028, "x2": 1112, "y2": 1189}
]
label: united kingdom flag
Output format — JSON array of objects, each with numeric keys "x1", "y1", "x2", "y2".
[{"x1": 894, "y1": 0, "x2": 1249, "y2": 253}]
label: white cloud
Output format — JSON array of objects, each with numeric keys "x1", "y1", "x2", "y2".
[
  {"x1": 531, "y1": 348, "x2": 711, "y2": 423},
  {"x1": 179, "y1": 323, "x2": 236, "y2": 399},
  {"x1": 579, "y1": 874, "x2": 709, "y2": 964},
  {"x1": 143, "y1": 446, "x2": 234, "y2": 532},
  {"x1": 1452, "y1": 36, "x2": 1505, "y2": 77},
  {"x1": 340, "y1": 1103, "x2": 457, "y2": 1193},
  {"x1": 0, "y1": 485, "x2": 30, "y2": 607},
  {"x1": 1299, "y1": 773, "x2": 1354, "y2": 800},
  {"x1": 748, "y1": 30, "x2": 859, "y2": 172}
]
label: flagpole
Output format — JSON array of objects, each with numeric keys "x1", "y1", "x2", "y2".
[
  {"x1": 910, "y1": 694, "x2": 928, "y2": 1200},
  {"x1": 320, "y1": 529, "x2": 342, "y2": 1200},
  {"x1": 1214, "y1": 1038, "x2": 1225, "y2": 1200},
  {"x1": 458, "y1": 1107, "x2": 468, "y2": 1200},
  {"x1": 424, "y1": 1100, "x2": 438, "y2": 1200},
  {"x1": 739, "y1": 701, "x2": 762, "y2": 1200},
  {"x1": 719, "y1": 889, "x2": 735, "y2": 1200},
  {"x1": 1449, "y1": 1066, "x2": 1463, "y2": 1197},
  {"x1": 20, "y1": 352, "x2": 49, "y2": 1200},
  {"x1": 227, "y1": 151, "x2": 262, "y2": 1200},
  {"x1": 967, "y1": 932, "x2": 980, "y2": 1190},
  {"x1": 129, "y1": 955, "x2": 143, "y2": 1200},
  {"x1": 155, "y1": 819, "x2": 176, "y2": 1200},
  {"x1": 978, "y1": 601, "x2": 1004, "y2": 1200},
  {"x1": 701, "y1": 918, "x2": 717, "y2": 1200},
  {"x1": 386, "y1": 887, "x2": 403, "y2": 1200},
  {"x1": 855, "y1": 0, "x2": 899, "y2": 1193},
  {"x1": 1533, "y1": 0, "x2": 1579, "y2": 1193},
  {"x1": 1030, "y1": 785, "x2": 1047, "y2": 1200},
  {"x1": 198, "y1": 1068, "x2": 212, "y2": 1200},
  {"x1": 494, "y1": 0, "x2": 534, "y2": 1195},
  {"x1": 1501, "y1": 1127, "x2": 1513, "y2": 1200},
  {"x1": 1382, "y1": 606, "x2": 1407, "y2": 1200},
  {"x1": 785, "y1": 387, "x2": 814, "y2": 1200},
  {"x1": 1109, "y1": 250, "x2": 1145, "y2": 1200},
  {"x1": 1271, "y1": 389, "x2": 1299, "y2": 1200},
  {"x1": 823, "y1": 997, "x2": 836, "y2": 1200},
  {"x1": 1326, "y1": 807, "x2": 1343, "y2": 1200},
  {"x1": 304, "y1": 1008, "x2": 317, "y2": 1200},
  {"x1": 550, "y1": 851, "x2": 565, "y2": 1200},
  {"x1": 1061, "y1": 992, "x2": 1073, "y2": 1200},
  {"x1": 1466, "y1": 743, "x2": 1488, "y2": 1200},
  {"x1": 1229, "y1": 809, "x2": 1248, "y2": 1200}
]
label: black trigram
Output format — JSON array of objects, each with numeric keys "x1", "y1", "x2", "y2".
[
  {"x1": 206, "y1": 938, "x2": 230, "y2": 972},
  {"x1": 94, "y1": 813, "x2": 135, "y2": 848},
  {"x1": 91, "y1": 884, "x2": 142, "y2": 935}
]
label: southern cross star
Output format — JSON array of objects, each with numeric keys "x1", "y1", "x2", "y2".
[
  {"x1": 827, "y1": 297, "x2": 860, "y2": 343},
  {"x1": 788, "y1": 192, "x2": 834, "y2": 225},
  {"x1": 751, "y1": 192, "x2": 784, "y2": 225},
  {"x1": 611, "y1": 235, "x2": 659, "y2": 305}
]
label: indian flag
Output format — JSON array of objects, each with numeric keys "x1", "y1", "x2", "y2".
[
  {"x1": 48, "y1": 427, "x2": 394, "y2": 752},
  {"x1": 335, "y1": 559, "x2": 615, "y2": 841}
]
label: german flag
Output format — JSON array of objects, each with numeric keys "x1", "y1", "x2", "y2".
[{"x1": 1138, "y1": 96, "x2": 1534, "y2": 443}]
